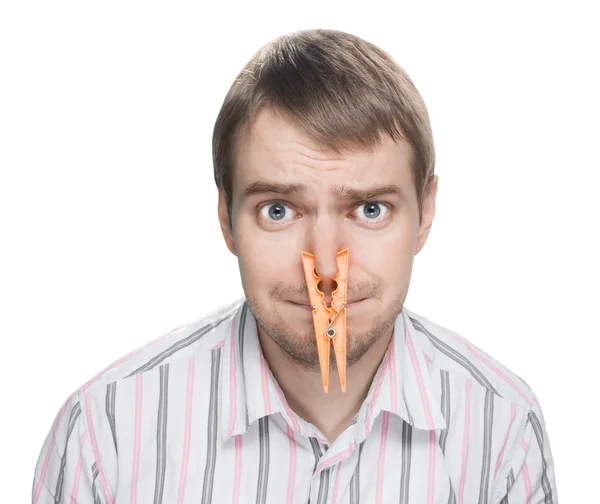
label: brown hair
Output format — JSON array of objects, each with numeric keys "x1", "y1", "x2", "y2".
[{"x1": 212, "y1": 29, "x2": 435, "y2": 228}]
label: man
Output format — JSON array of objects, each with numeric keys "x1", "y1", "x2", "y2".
[{"x1": 32, "y1": 29, "x2": 558, "y2": 503}]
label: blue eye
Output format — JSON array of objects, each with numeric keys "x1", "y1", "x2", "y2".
[
  {"x1": 356, "y1": 202, "x2": 388, "y2": 221},
  {"x1": 260, "y1": 202, "x2": 293, "y2": 222}
]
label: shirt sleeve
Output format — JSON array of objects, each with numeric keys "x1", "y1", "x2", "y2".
[
  {"x1": 495, "y1": 396, "x2": 559, "y2": 504},
  {"x1": 31, "y1": 391, "x2": 105, "y2": 504}
]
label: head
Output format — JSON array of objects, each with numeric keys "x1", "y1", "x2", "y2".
[{"x1": 213, "y1": 29, "x2": 438, "y2": 370}]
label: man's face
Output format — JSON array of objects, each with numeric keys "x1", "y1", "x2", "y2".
[{"x1": 218, "y1": 108, "x2": 437, "y2": 370}]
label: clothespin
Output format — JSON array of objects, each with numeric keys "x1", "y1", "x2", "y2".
[{"x1": 300, "y1": 248, "x2": 349, "y2": 393}]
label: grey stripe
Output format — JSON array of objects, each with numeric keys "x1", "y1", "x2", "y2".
[
  {"x1": 528, "y1": 411, "x2": 554, "y2": 504},
  {"x1": 508, "y1": 468, "x2": 515, "y2": 487},
  {"x1": 309, "y1": 438, "x2": 324, "y2": 504},
  {"x1": 237, "y1": 303, "x2": 250, "y2": 429},
  {"x1": 447, "y1": 477, "x2": 458, "y2": 504},
  {"x1": 105, "y1": 382, "x2": 118, "y2": 455},
  {"x1": 442, "y1": 379, "x2": 457, "y2": 504},
  {"x1": 53, "y1": 402, "x2": 81, "y2": 503},
  {"x1": 402, "y1": 387, "x2": 415, "y2": 426},
  {"x1": 238, "y1": 302, "x2": 248, "y2": 374},
  {"x1": 127, "y1": 308, "x2": 235, "y2": 377},
  {"x1": 319, "y1": 467, "x2": 331, "y2": 504},
  {"x1": 153, "y1": 364, "x2": 169, "y2": 504},
  {"x1": 410, "y1": 318, "x2": 500, "y2": 396},
  {"x1": 478, "y1": 389, "x2": 494, "y2": 504},
  {"x1": 306, "y1": 437, "x2": 320, "y2": 504},
  {"x1": 399, "y1": 421, "x2": 412, "y2": 504},
  {"x1": 349, "y1": 442, "x2": 363, "y2": 504},
  {"x1": 201, "y1": 347, "x2": 222, "y2": 504},
  {"x1": 255, "y1": 417, "x2": 270, "y2": 504},
  {"x1": 438, "y1": 370, "x2": 451, "y2": 455},
  {"x1": 499, "y1": 469, "x2": 515, "y2": 504},
  {"x1": 308, "y1": 438, "x2": 329, "y2": 504},
  {"x1": 309, "y1": 437, "x2": 322, "y2": 472},
  {"x1": 91, "y1": 462, "x2": 101, "y2": 504}
]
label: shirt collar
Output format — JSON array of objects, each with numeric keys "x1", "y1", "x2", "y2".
[
  {"x1": 220, "y1": 301, "x2": 279, "y2": 441},
  {"x1": 220, "y1": 300, "x2": 447, "y2": 442},
  {"x1": 353, "y1": 310, "x2": 447, "y2": 443}
]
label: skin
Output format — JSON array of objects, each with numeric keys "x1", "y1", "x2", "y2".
[{"x1": 218, "y1": 107, "x2": 438, "y2": 442}]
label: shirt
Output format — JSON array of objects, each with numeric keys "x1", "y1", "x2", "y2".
[{"x1": 32, "y1": 298, "x2": 558, "y2": 503}]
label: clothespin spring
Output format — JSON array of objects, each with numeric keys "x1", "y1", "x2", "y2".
[{"x1": 325, "y1": 303, "x2": 346, "y2": 339}]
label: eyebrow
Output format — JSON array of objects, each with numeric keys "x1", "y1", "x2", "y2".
[
  {"x1": 333, "y1": 183, "x2": 408, "y2": 202},
  {"x1": 239, "y1": 180, "x2": 408, "y2": 203},
  {"x1": 240, "y1": 181, "x2": 308, "y2": 201}
]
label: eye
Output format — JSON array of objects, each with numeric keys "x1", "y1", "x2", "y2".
[
  {"x1": 259, "y1": 202, "x2": 296, "y2": 223},
  {"x1": 353, "y1": 202, "x2": 390, "y2": 223}
]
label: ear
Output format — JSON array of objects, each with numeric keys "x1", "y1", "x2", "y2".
[
  {"x1": 217, "y1": 189, "x2": 237, "y2": 256},
  {"x1": 415, "y1": 175, "x2": 438, "y2": 255}
]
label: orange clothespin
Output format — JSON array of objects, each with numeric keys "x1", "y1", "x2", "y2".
[{"x1": 300, "y1": 248, "x2": 349, "y2": 393}]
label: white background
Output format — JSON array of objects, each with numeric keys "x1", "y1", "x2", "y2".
[{"x1": 1, "y1": 0, "x2": 598, "y2": 500}]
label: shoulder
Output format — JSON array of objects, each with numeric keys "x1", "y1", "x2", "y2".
[
  {"x1": 405, "y1": 307, "x2": 537, "y2": 409},
  {"x1": 75, "y1": 297, "x2": 243, "y2": 397}
]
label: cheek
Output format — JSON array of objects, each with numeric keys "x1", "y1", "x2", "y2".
[
  {"x1": 386, "y1": 231, "x2": 418, "y2": 275},
  {"x1": 371, "y1": 244, "x2": 415, "y2": 285},
  {"x1": 235, "y1": 222, "x2": 297, "y2": 290},
  {"x1": 351, "y1": 223, "x2": 418, "y2": 288}
]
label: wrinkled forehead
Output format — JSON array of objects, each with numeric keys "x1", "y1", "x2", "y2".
[{"x1": 233, "y1": 108, "x2": 416, "y2": 196}]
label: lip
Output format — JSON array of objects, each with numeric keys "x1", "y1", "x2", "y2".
[{"x1": 288, "y1": 298, "x2": 367, "y2": 309}]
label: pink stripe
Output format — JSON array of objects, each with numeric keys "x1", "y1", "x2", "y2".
[
  {"x1": 494, "y1": 403, "x2": 517, "y2": 478},
  {"x1": 376, "y1": 411, "x2": 390, "y2": 503},
  {"x1": 314, "y1": 439, "x2": 357, "y2": 474},
  {"x1": 209, "y1": 340, "x2": 225, "y2": 350},
  {"x1": 331, "y1": 460, "x2": 343, "y2": 504},
  {"x1": 78, "y1": 326, "x2": 181, "y2": 394},
  {"x1": 259, "y1": 349, "x2": 272, "y2": 415},
  {"x1": 130, "y1": 373, "x2": 144, "y2": 504},
  {"x1": 274, "y1": 379, "x2": 301, "y2": 432},
  {"x1": 522, "y1": 460, "x2": 533, "y2": 503},
  {"x1": 406, "y1": 327, "x2": 435, "y2": 429},
  {"x1": 423, "y1": 352, "x2": 432, "y2": 365},
  {"x1": 458, "y1": 380, "x2": 472, "y2": 504},
  {"x1": 69, "y1": 432, "x2": 88, "y2": 504},
  {"x1": 79, "y1": 351, "x2": 137, "y2": 394},
  {"x1": 286, "y1": 425, "x2": 298, "y2": 504},
  {"x1": 84, "y1": 393, "x2": 114, "y2": 504},
  {"x1": 232, "y1": 435, "x2": 243, "y2": 504},
  {"x1": 176, "y1": 358, "x2": 196, "y2": 504},
  {"x1": 227, "y1": 314, "x2": 239, "y2": 437},
  {"x1": 364, "y1": 352, "x2": 391, "y2": 437},
  {"x1": 388, "y1": 337, "x2": 399, "y2": 413},
  {"x1": 469, "y1": 346, "x2": 532, "y2": 406},
  {"x1": 32, "y1": 397, "x2": 71, "y2": 504},
  {"x1": 427, "y1": 430, "x2": 437, "y2": 504}
]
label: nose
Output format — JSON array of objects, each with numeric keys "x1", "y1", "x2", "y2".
[{"x1": 306, "y1": 223, "x2": 344, "y2": 301}]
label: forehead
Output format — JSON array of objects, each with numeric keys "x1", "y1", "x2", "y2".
[{"x1": 234, "y1": 107, "x2": 415, "y2": 191}]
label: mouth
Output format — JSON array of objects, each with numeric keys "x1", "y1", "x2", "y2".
[{"x1": 288, "y1": 298, "x2": 367, "y2": 309}]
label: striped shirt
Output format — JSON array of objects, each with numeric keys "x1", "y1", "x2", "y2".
[{"x1": 32, "y1": 298, "x2": 558, "y2": 503}]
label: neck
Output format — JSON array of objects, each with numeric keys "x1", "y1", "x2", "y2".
[{"x1": 258, "y1": 327, "x2": 393, "y2": 444}]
